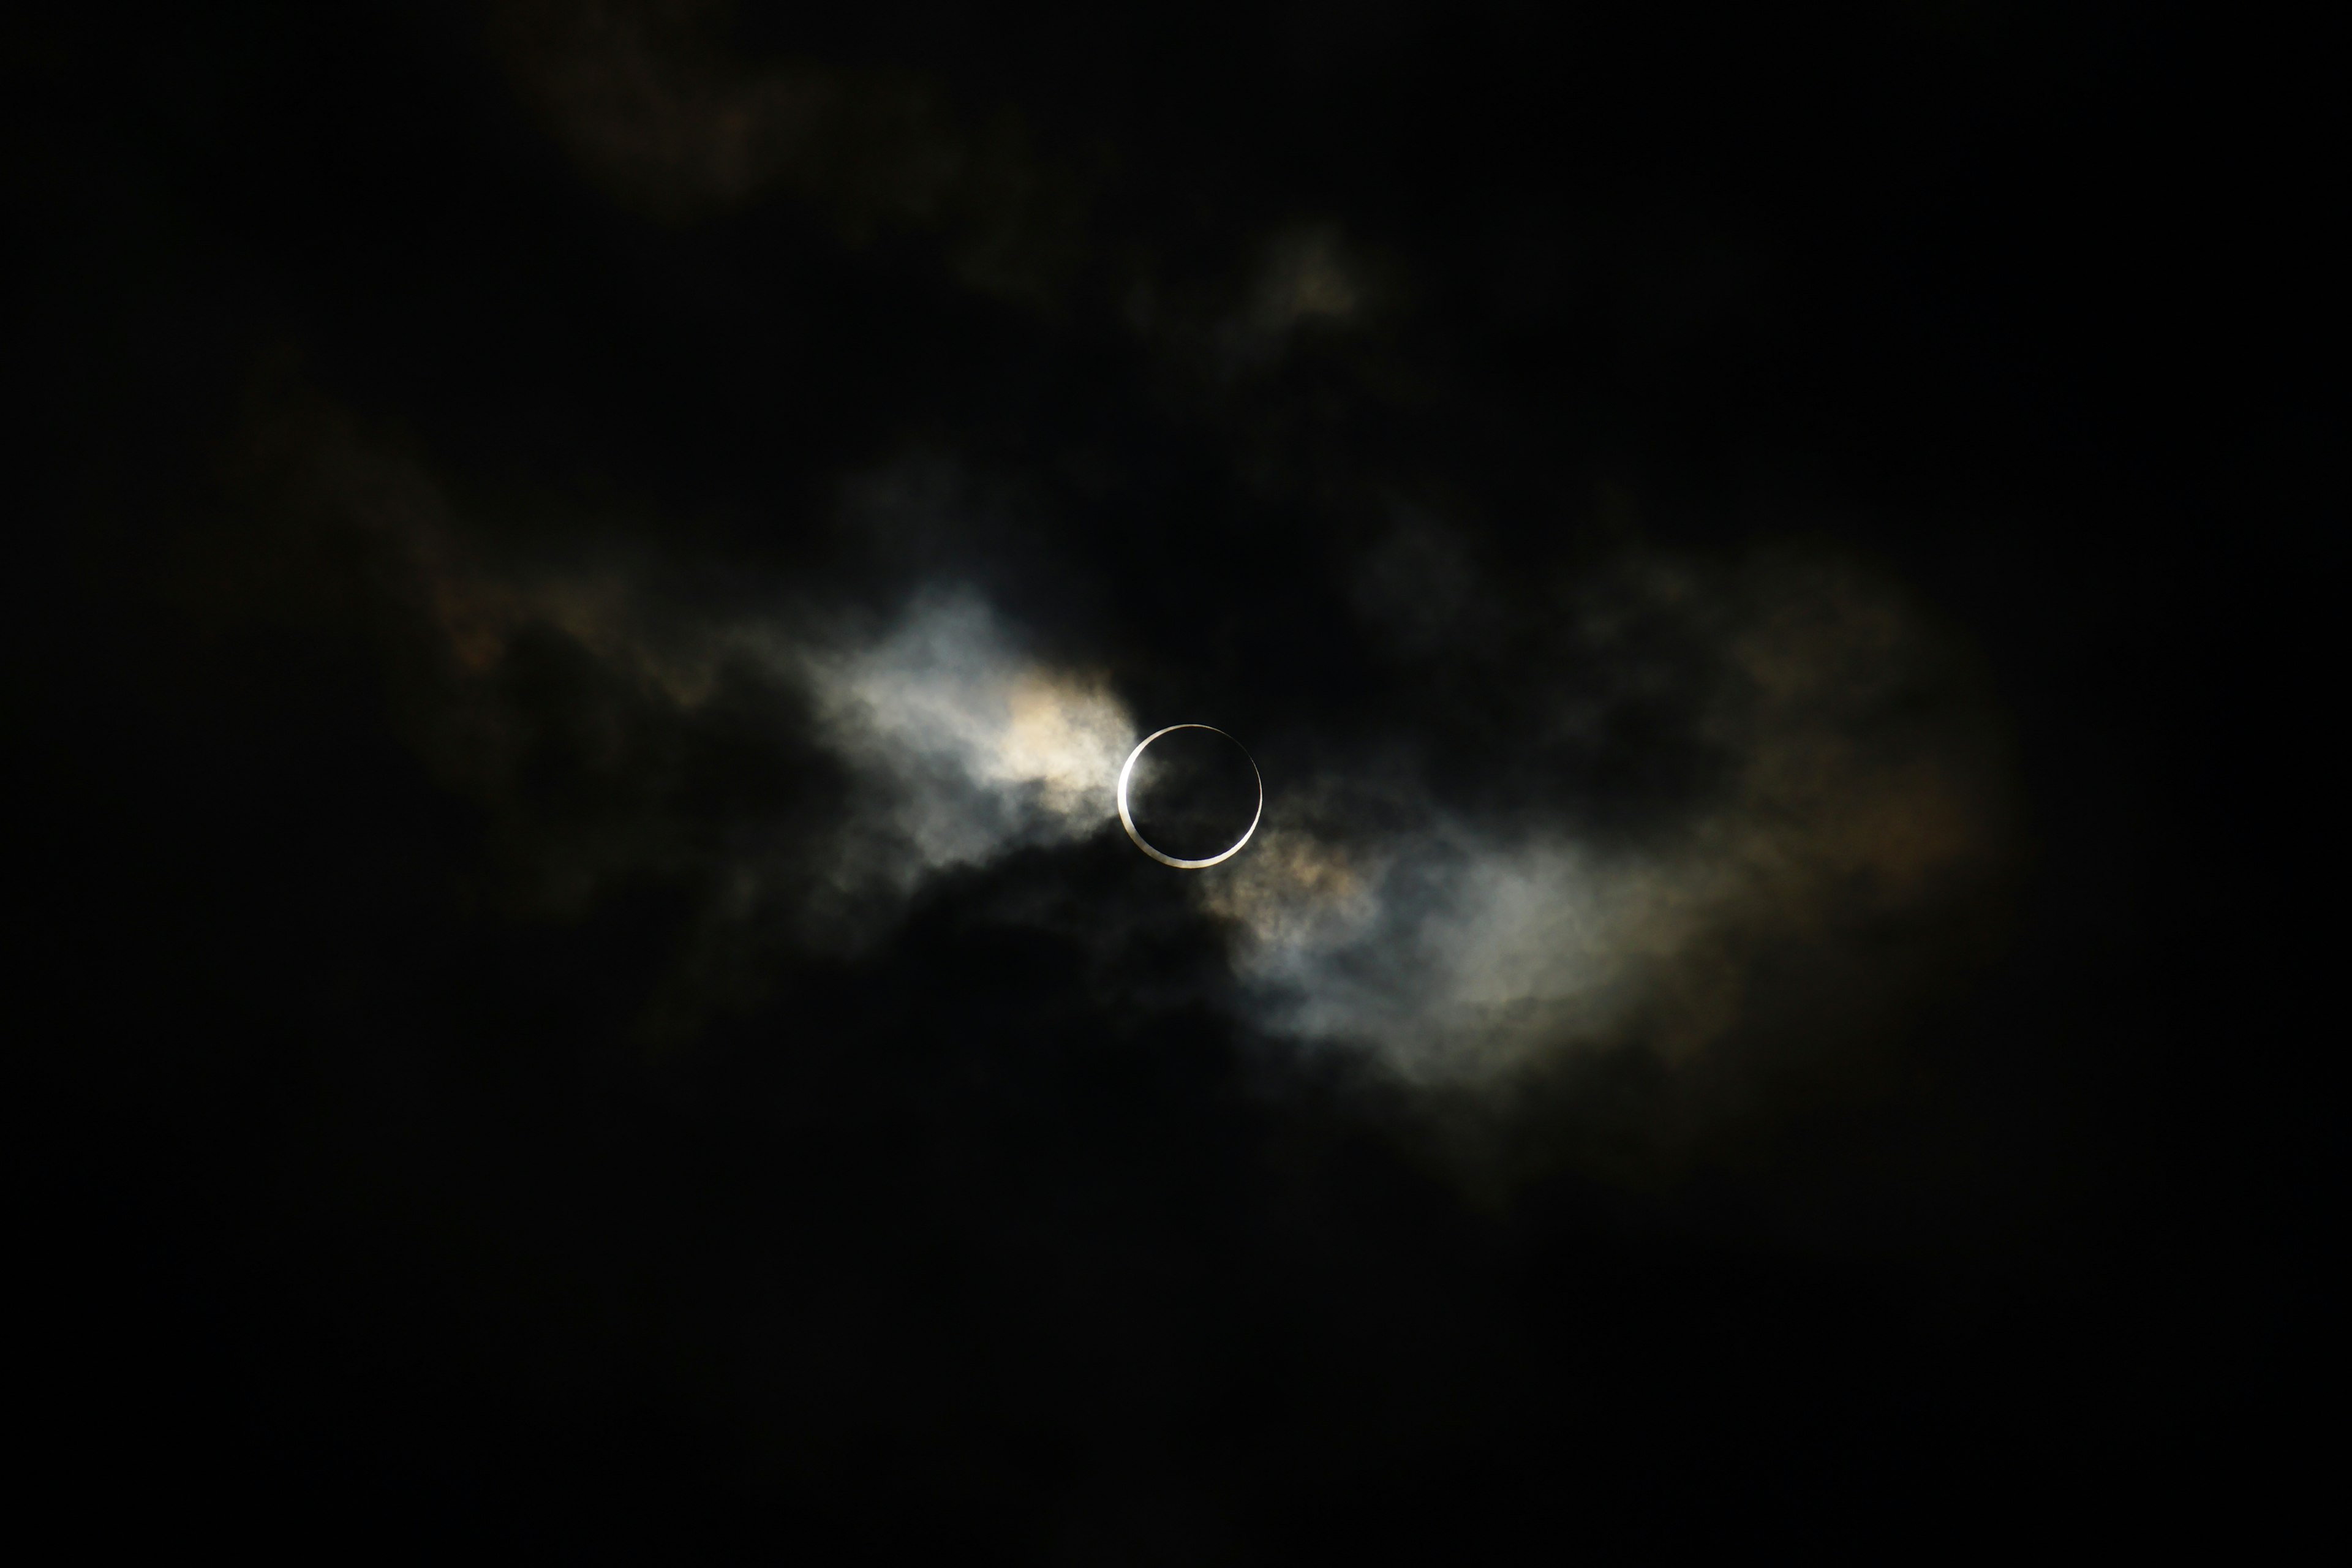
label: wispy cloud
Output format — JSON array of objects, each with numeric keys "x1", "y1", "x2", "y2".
[
  {"x1": 226, "y1": 396, "x2": 2008, "y2": 1096},
  {"x1": 799, "y1": 588, "x2": 1133, "y2": 889},
  {"x1": 1201, "y1": 551, "x2": 2009, "y2": 1084}
]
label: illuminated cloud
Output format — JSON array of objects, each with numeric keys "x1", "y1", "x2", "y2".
[
  {"x1": 236, "y1": 396, "x2": 2007, "y2": 1091},
  {"x1": 799, "y1": 590, "x2": 1133, "y2": 886},
  {"x1": 1201, "y1": 552, "x2": 2009, "y2": 1085}
]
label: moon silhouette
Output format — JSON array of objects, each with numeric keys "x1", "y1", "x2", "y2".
[{"x1": 1116, "y1": 725, "x2": 1263, "y2": 869}]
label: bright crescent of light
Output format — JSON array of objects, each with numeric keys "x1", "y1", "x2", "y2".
[{"x1": 1116, "y1": 724, "x2": 1263, "y2": 870}]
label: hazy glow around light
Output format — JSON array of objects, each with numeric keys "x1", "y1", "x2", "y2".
[{"x1": 805, "y1": 591, "x2": 1133, "y2": 878}]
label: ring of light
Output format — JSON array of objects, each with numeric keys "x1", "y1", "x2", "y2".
[{"x1": 1116, "y1": 725, "x2": 1263, "y2": 870}]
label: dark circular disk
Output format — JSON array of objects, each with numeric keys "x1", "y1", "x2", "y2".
[{"x1": 1123, "y1": 727, "x2": 1261, "y2": 866}]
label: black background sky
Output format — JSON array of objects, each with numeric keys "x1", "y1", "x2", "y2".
[{"x1": 7, "y1": 2, "x2": 2331, "y2": 1557}]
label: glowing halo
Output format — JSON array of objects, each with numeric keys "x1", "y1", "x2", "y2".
[{"x1": 1116, "y1": 725, "x2": 1263, "y2": 870}]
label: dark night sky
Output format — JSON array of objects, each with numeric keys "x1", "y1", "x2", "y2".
[{"x1": 7, "y1": 2, "x2": 2329, "y2": 1556}]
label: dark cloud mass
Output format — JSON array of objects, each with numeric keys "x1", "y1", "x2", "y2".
[{"x1": 9, "y1": 1, "x2": 2323, "y2": 1556}]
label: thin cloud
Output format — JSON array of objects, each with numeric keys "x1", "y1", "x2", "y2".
[
  {"x1": 1201, "y1": 549, "x2": 2011, "y2": 1085},
  {"x1": 222, "y1": 391, "x2": 2011, "y2": 1103}
]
